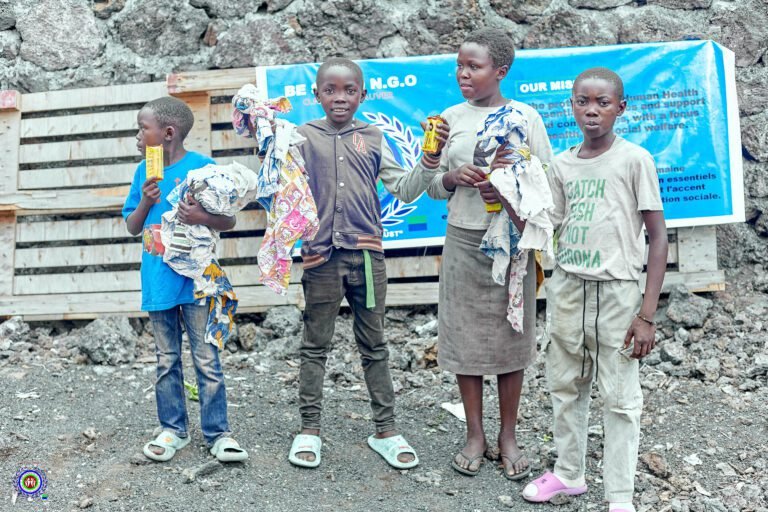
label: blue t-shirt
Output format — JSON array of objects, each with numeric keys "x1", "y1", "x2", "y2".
[{"x1": 122, "y1": 151, "x2": 216, "y2": 311}]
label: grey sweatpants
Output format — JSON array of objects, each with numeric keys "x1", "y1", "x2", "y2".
[{"x1": 545, "y1": 267, "x2": 643, "y2": 503}]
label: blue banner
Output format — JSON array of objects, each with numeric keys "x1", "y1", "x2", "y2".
[{"x1": 257, "y1": 40, "x2": 744, "y2": 247}]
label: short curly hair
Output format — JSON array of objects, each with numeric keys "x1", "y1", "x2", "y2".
[
  {"x1": 143, "y1": 96, "x2": 195, "y2": 140},
  {"x1": 463, "y1": 28, "x2": 516, "y2": 69},
  {"x1": 316, "y1": 57, "x2": 364, "y2": 87},
  {"x1": 573, "y1": 67, "x2": 625, "y2": 100}
]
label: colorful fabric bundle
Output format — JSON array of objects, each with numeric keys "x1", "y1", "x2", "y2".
[
  {"x1": 194, "y1": 261, "x2": 237, "y2": 350},
  {"x1": 160, "y1": 161, "x2": 259, "y2": 347},
  {"x1": 232, "y1": 84, "x2": 295, "y2": 209},
  {"x1": 476, "y1": 102, "x2": 554, "y2": 332},
  {"x1": 232, "y1": 83, "x2": 319, "y2": 295}
]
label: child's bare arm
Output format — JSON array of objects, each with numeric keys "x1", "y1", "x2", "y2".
[
  {"x1": 624, "y1": 210, "x2": 668, "y2": 358},
  {"x1": 641, "y1": 210, "x2": 668, "y2": 316},
  {"x1": 126, "y1": 178, "x2": 161, "y2": 236},
  {"x1": 177, "y1": 195, "x2": 237, "y2": 231},
  {"x1": 381, "y1": 122, "x2": 450, "y2": 203}
]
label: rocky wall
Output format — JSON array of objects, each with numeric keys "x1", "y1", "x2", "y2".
[{"x1": 0, "y1": 0, "x2": 766, "y2": 269}]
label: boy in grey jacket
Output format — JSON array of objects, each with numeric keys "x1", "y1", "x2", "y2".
[{"x1": 287, "y1": 57, "x2": 449, "y2": 470}]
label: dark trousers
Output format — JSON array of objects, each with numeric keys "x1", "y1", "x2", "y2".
[{"x1": 298, "y1": 249, "x2": 395, "y2": 433}]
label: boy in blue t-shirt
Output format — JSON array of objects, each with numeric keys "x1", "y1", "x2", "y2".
[{"x1": 123, "y1": 96, "x2": 247, "y2": 463}]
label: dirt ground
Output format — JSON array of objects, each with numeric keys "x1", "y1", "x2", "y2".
[{"x1": 0, "y1": 339, "x2": 765, "y2": 511}]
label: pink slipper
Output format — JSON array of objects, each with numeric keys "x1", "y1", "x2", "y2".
[{"x1": 522, "y1": 471, "x2": 588, "y2": 503}]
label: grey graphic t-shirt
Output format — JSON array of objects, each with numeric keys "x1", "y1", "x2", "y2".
[{"x1": 548, "y1": 136, "x2": 663, "y2": 281}]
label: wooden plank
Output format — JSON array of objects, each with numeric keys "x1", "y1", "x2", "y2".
[
  {"x1": 385, "y1": 254, "x2": 441, "y2": 278},
  {"x1": 178, "y1": 92, "x2": 212, "y2": 156},
  {"x1": 13, "y1": 255, "x2": 444, "y2": 294},
  {"x1": 167, "y1": 69, "x2": 257, "y2": 95},
  {"x1": 0, "y1": 284, "x2": 304, "y2": 318},
  {"x1": 16, "y1": 216, "x2": 133, "y2": 243},
  {"x1": 0, "y1": 290, "x2": 144, "y2": 318},
  {"x1": 211, "y1": 129, "x2": 257, "y2": 152},
  {"x1": 13, "y1": 267, "x2": 269, "y2": 295},
  {"x1": 0, "y1": 90, "x2": 21, "y2": 110},
  {"x1": 0, "y1": 280, "x2": 435, "y2": 319},
  {"x1": 676, "y1": 226, "x2": 718, "y2": 273},
  {"x1": 16, "y1": 209, "x2": 267, "y2": 243},
  {"x1": 21, "y1": 82, "x2": 166, "y2": 113},
  {"x1": 19, "y1": 136, "x2": 138, "y2": 164},
  {"x1": 16, "y1": 242, "x2": 143, "y2": 268},
  {"x1": 14, "y1": 270, "x2": 141, "y2": 295},
  {"x1": 0, "y1": 213, "x2": 15, "y2": 296},
  {"x1": 18, "y1": 155, "x2": 262, "y2": 191},
  {"x1": 18, "y1": 163, "x2": 136, "y2": 190},
  {"x1": 0, "y1": 100, "x2": 20, "y2": 295},
  {"x1": 0, "y1": 186, "x2": 130, "y2": 213},
  {"x1": 211, "y1": 102, "x2": 232, "y2": 124},
  {"x1": 15, "y1": 236, "x2": 263, "y2": 269},
  {"x1": 20, "y1": 109, "x2": 139, "y2": 138},
  {"x1": 0, "y1": 105, "x2": 21, "y2": 193}
]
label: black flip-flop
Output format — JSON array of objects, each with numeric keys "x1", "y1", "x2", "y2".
[
  {"x1": 500, "y1": 453, "x2": 532, "y2": 481},
  {"x1": 451, "y1": 451, "x2": 485, "y2": 476}
]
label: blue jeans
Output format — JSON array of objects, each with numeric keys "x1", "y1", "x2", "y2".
[{"x1": 148, "y1": 303, "x2": 231, "y2": 447}]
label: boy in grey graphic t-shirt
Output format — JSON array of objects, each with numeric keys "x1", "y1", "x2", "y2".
[{"x1": 516, "y1": 68, "x2": 668, "y2": 512}]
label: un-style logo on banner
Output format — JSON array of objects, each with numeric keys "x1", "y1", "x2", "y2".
[{"x1": 362, "y1": 112, "x2": 421, "y2": 228}]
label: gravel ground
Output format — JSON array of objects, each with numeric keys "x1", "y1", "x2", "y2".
[{"x1": 1, "y1": 271, "x2": 767, "y2": 512}]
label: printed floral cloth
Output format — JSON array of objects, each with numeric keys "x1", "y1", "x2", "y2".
[
  {"x1": 160, "y1": 161, "x2": 259, "y2": 348},
  {"x1": 232, "y1": 84, "x2": 319, "y2": 295},
  {"x1": 194, "y1": 261, "x2": 237, "y2": 350},
  {"x1": 476, "y1": 102, "x2": 555, "y2": 332}
]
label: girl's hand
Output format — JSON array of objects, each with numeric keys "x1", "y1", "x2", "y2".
[
  {"x1": 475, "y1": 180, "x2": 500, "y2": 204},
  {"x1": 445, "y1": 164, "x2": 486, "y2": 188},
  {"x1": 623, "y1": 316, "x2": 656, "y2": 359},
  {"x1": 491, "y1": 142, "x2": 515, "y2": 171}
]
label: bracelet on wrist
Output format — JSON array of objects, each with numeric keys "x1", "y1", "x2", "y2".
[{"x1": 636, "y1": 313, "x2": 654, "y2": 325}]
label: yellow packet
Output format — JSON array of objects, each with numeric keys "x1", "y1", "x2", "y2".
[{"x1": 146, "y1": 145, "x2": 164, "y2": 181}]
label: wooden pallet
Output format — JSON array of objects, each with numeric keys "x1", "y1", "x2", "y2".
[{"x1": 0, "y1": 74, "x2": 725, "y2": 320}]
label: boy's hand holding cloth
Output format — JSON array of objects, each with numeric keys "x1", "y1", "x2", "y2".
[
  {"x1": 476, "y1": 102, "x2": 555, "y2": 332},
  {"x1": 160, "y1": 161, "x2": 259, "y2": 349},
  {"x1": 232, "y1": 84, "x2": 319, "y2": 296}
]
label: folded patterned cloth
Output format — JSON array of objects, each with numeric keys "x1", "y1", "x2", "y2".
[
  {"x1": 160, "y1": 161, "x2": 259, "y2": 348},
  {"x1": 476, "y1": 102, "x2": 555, "y2": 333},
  {"x1": 232, "y1": 83, "x2": 320, "y2": 295}
]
